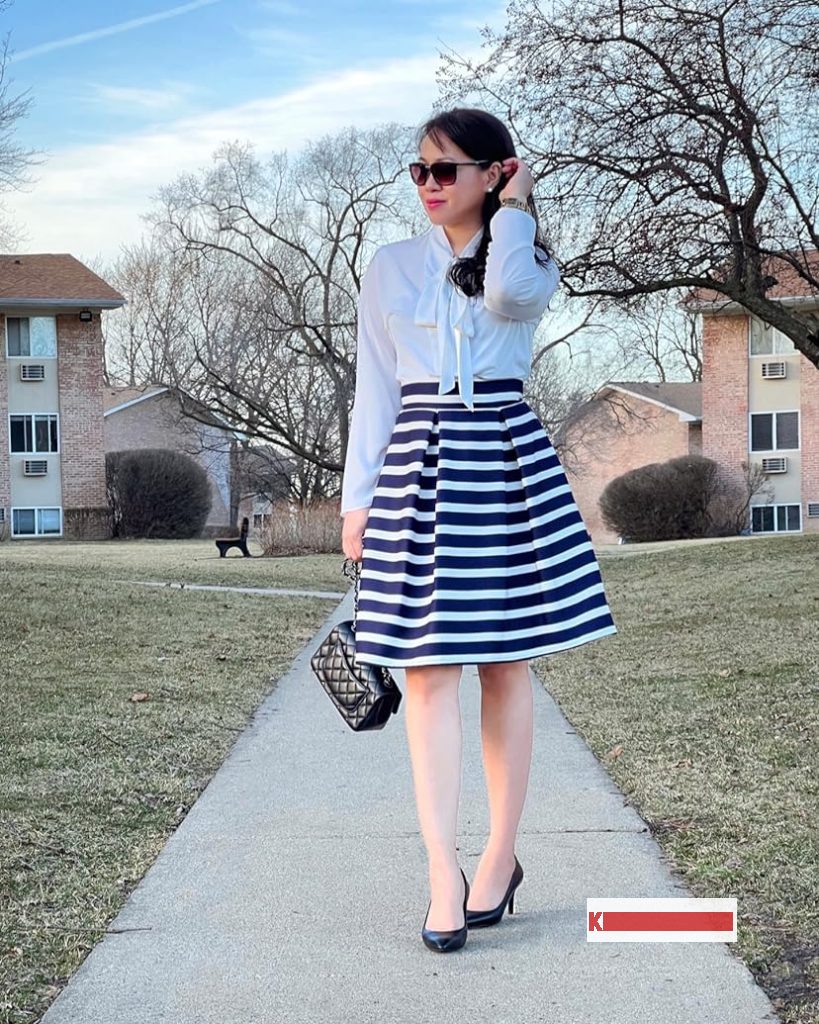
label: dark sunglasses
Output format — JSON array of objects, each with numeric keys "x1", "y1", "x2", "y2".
[{"x1": 408, "y1": 159, "x2": 492, "y2": 186}]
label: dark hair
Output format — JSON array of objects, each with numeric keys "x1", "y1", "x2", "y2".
[{"x1": 416, "y1": 107, "x2": 555, "y2": 297}]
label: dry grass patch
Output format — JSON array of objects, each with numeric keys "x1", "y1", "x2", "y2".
[
  {"x1": 534, "y1": 533, "x2": 819, "y2": 1024},
  {"x1": 0, "y1": 538, "x2": 350, "y2": 592},
  {"x1": 0, "y1": 550, "x2": 339, "y2": 1024}
]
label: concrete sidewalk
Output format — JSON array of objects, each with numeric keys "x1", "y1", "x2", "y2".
[{"x1": 41, "y1": 589, "x2": 780, "y2": 1024}]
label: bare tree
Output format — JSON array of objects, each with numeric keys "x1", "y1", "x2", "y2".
[
  {"x1": 104, "y1": 234, "x2": 197, "y2": 386},
  {"x1": 0, "y1": 1, "x2": 40, "y2": 248},
  {"x1": 611, "y1": 292, "x2": 703, "y2": 382},
  {"x1": 439, "y1": 0, "x2": 819, "y2": 368},
  {"x1": 105, "y1": 123, "x2": 416, "y2": 506}
]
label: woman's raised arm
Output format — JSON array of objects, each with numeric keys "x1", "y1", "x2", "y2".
[{"x1": 483, "y1": 206, "x2": 560, "y2": 322}]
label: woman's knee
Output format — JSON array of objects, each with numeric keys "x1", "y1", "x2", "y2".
[
  {"x1": 405, "y1": 664, "x2": 462, "y2": 706},
  {"x1": 478, "y1": 660, "x2": 530, "y2": 689}
]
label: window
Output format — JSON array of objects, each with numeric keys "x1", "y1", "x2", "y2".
[
  {"x1": 750, "y1": 411, "x2": 799, "y2": 451},
  {"x1": 749, "y1": 318, "x2": 795, "y2": 356},
  {"x1": 9, "y1": 414, "x2": 59, "y2": 453},
  {"x1": 7, "y1": 317, "x2": 29, "y2": 355},
  {"x1": 751, "y1": 504, "x2": 801, "y2": 533},
  {"x1": 11, "y1": 507, "x2": 62, "y2": 537},
  {"x1": 5, "y1": 316, "x2": 57, "y2": 358}
]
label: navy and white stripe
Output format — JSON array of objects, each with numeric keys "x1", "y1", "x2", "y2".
[{"x1": 353, "y1": 377, "x2": 618, "y2": 667}]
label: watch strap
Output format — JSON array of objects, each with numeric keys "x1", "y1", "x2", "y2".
[{"x1": 499, "y1": 196, "x2": 530, "y2": 213}]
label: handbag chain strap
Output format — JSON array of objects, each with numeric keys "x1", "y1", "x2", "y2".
[{"x1": 342, "y1": 557, "x2": 361, "y2": 630}]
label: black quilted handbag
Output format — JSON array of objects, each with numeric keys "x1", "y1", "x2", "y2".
[{"x1": 310, "y1": 557, "x2": 402, "y2": 731}]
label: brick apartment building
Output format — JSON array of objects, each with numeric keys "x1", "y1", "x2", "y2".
[
  {"x1": 685, "y1": 263, "x2": 819, "y2": 539},
  {"x1": 0, "y1": 243, "x2": 294, "y2": 542},
  {"x1": 562, "y1": 258, "x2": 819, "y2": 544},
  {"x1": 560, "y1": 381, "x2": 702, "y2": 544},
  {"x1": 0, "y1": 254, "x2": 125, "y2": 539}
]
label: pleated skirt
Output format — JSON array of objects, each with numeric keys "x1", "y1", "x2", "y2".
[{"x1": 353, "y1": 377, "x2": 618, "y2": 668}]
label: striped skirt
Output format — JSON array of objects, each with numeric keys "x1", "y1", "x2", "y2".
[{"x1": 353, "y1": 377, "x2": 618, "y2": 668}]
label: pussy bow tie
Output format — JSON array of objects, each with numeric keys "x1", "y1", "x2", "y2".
[{"x1": 413, "y1": 225, "x2": 483, "y2": 411}]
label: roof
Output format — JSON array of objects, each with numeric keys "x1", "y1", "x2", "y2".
[
  {"x1": 0, "y1": 254, "x2": 125, "y2": 308},
  {"x1": 104, "y1": 383, "x2": 246, "y2": 439},
  {"x1": 601, "y1": 381, "x2": 702, "y2": 421},
  {"x1": 103, "y1": 385, "x2": 168, "y2": 414},
  {"x1": 682, "y1": 248, "x2": 819, "y2": 308}
]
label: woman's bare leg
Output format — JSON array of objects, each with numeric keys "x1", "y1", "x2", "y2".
[
  {"x1": 404, "y1": 663, "x2": 465, "y2": 930},
  {"x1": 467, "y1": 660, "x2": 534, "y2": 911}
]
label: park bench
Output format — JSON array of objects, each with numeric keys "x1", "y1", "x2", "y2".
[{"x1": 215, "y1": 516, "x2": 252, "y2": 558}]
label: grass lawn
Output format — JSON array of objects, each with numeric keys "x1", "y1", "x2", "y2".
[
  {"x1": 0, "y1": 534, "x2": 817, "y2": 1023},
  {"x1": 533, "y1": 532, "x2": 819, "y2": 1024},
  {"x1": 0, "y1": 536, "x2": 350, "y2": 591},
  {"x1": 0, "y1": 540, "x2": 346, "y2": 1024}
]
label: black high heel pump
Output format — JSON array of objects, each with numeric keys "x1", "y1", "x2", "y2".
[
  {"x1": 421, "y1": 867, "x2": 469, "y2": 952},
  {"x1": 465, "y1": 854, "x2": 523, "y2": 928}
]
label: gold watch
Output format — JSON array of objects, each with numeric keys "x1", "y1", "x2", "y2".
[{"x1": 499, "y1": 196, "x2": 530, "y2": 213}]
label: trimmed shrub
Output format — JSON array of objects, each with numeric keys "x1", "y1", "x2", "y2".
[
  {"x1": 599, "y1": 454, "x2": 729, "y2": 542},
  {"x1": 106, "y1": 448, "x2": 212, "y2": 539}
]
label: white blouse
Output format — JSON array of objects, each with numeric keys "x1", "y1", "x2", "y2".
[{"x1": 340, "y1": 205, "x2": 561, "y2": 516}]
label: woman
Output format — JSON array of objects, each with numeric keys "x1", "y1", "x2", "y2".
[{"x1": 340, "y1": 107, "x2": 618, "y2": 953}]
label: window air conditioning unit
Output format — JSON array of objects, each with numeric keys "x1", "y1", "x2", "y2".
[
  {"x1": 761, "y1": 361, "x2": 786, "y2": 379},
  {"x1": 808, "y1": 502, "x2": 819, "y2": 518},
  {"x1": 761, "y1": 457, "x2": 787, "y2": 474},
  {"x1": 20, "y1": 363, "x2": 46, "y2": 381},
  {"x1": 23, "y1": 459, "x2": 48, "y2": 476}
]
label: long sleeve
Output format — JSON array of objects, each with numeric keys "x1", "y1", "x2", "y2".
[
  {"x1": 340, "y1": 250, "x2": 403, "y2": 517},
  {"x1": 483, "y1": 206, "x2": 560, "y2": 321}
]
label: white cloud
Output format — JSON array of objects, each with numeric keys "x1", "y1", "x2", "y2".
[
  {"x1": 239, "y1": 24, "x2": 324, "y2": 58},
  {"x1": 5, "y1": 52, "x2": 449, "y2": 262},
  {"x1": 88, "y1": 82, "x2": 199, "y2": 112},
  {"x1": 4, "y1": 0, "x2": 512, "y2": 265},
  {"x1": 9, "y1": 0, "x2": 223, "y2": 63},
  {"x1": 243, "y1": 25, "x2": 317, "y2": 47}
]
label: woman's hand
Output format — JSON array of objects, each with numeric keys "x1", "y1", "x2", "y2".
[
  {"x1": 498, "y1": 157, "x2": 533, "y2": 203},
  {"x1": 341, "y1": 506, "x2": 370, "y2": 562}
]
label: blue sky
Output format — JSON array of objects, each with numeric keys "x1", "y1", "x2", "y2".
[{"x1": 3, "y1": 0, "x2": 505, "y2": 263}]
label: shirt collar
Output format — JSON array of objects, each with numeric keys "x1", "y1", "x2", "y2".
[{"x1": 430, "y1": 223, "x2": 485, "y2": 262}]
